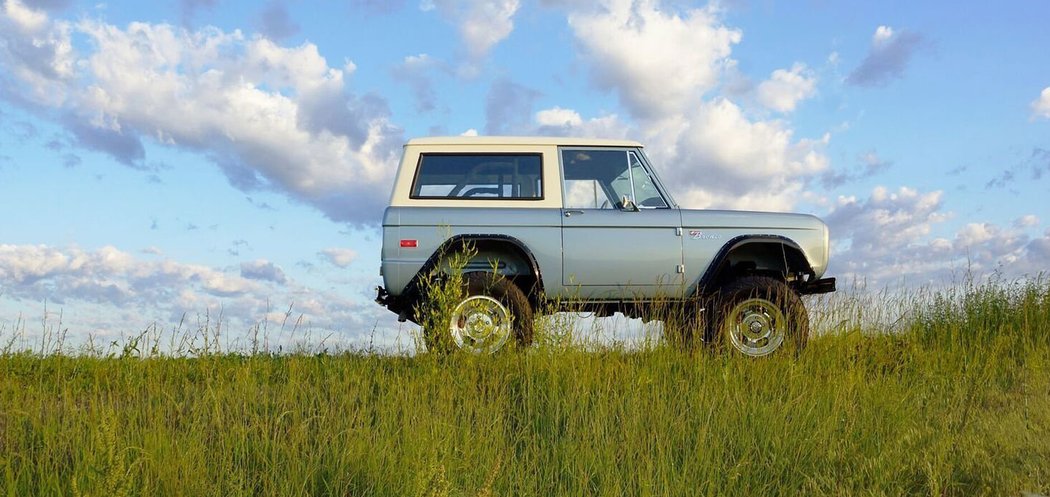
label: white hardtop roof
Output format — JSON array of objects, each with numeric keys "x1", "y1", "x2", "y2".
[{"x1": 406, "y1": 135, "x2": 643, "y2": 148}]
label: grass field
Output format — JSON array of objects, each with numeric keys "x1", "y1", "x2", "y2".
[{"x1": 1, "y1": 280, "x2": 1048, "y2": 496}]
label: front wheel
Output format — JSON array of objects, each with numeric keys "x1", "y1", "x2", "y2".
[
  {"x1": 708, "y1": 276, "x2": 808, "y2": 357},
  {"x1": 426, "y1": 272, "x2": 533, "y2": 354}
]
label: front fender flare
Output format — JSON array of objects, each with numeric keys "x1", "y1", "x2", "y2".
[{"x1": 691, "y1": 235, "x2": 814, "y2": 294}]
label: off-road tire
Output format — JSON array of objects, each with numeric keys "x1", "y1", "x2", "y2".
[
  {"x1": 425, "y1": 272, "x2": 534, "y2": 353},
  {"x1": 707, "y1": 275, "x2": 808, "y2": 356}
]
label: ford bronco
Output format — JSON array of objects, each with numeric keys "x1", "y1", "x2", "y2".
[{"x1": 376, "y1": 136, "x2": 835, "y2": 356}]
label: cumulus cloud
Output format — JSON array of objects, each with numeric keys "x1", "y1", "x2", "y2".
[
  {"x1": 424, "y1": 0, "x2": 520, "y2": 71},
  {"x1": 1031, "y1": 87, "x2": 1050, "y2": 120},
  {"x1": 320, "y1": 248, "x2": 358, "y2": 268},
  {"x1": 825, "y1": 186, "x2": 1050, "y2": 286},
  {"x1": 0, "y1": 0, "x2": 76, "y2": 105},
  {"x1": 1014, "y1": 214, "x2": 1040, "y2": 229},
  {"x1": 550, "y1": 0, "x2": 828, "y2": 212},
  {"x1": 653, "y1": 98, "x2": 829, "y2": 211},
  {"x1": 829, "y1": 186, "x2": 948, "y2": 255},
  {"x1": 0, "y1": 2, "x2": 404, "y2": 224},
  {"x1": 847, "y1": 25, "x2": 925, "y2": 87},
  {"x1": 0, "y1": 244, "x2": 263, "y2": 306},
  {"x1": 532, "y1": 106, "x2": 630, "y2": 138},
  {"x1": 0, "y1": 244, "x2": 386, "y2": 341},
  {"x1": 756, "y1": 63, "x2": 817, "y2": 113},
  {"x1": 535, "y1": 106, "x2": 582, "y2": 128},
  {"x1": 568, "y1": 0, "x2": 740, "y2": 119},
  {"x1": 826, "y1": 187, "x2": 953, "y2": 284}
]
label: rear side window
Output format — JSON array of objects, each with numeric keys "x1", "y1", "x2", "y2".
[{"x1": 411, "y1": 153, "x2": 543, "y2": 200}]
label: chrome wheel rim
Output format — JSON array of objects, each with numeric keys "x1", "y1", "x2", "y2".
[
  {"x1": 449, "y1": 295, "x2": 512, "y2": 353},
  {"x1": 724, "y1": 297, "x2": 786, "y2": 357}
]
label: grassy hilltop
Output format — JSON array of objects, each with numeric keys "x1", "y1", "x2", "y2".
[{"x1": 1, "y1": 281, "x2": 1048, "y2": 496}]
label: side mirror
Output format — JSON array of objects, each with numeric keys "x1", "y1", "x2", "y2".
[{"x1": 620, "y1": 195, "x2": 639, "y2": 212}]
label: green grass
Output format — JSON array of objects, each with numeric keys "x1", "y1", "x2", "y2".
[{"x1": 1, "y1": 280, "x2": 1049, "y2": 496}]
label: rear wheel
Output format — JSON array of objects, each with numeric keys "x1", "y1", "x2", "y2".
[
  {"x1": 708, "y1": 276, "x2": 808, "y2": 357},
  {"x1": 426, "y1": 272, "x2": 533, "y2": 353}
]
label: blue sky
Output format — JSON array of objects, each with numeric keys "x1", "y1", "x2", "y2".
[{"x1": 1, "y1": 0, "x2": 1048, "y2": 349}]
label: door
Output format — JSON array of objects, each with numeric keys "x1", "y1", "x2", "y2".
[{"x1": 559, "y1": 148, "x2": 683, "y2": 298}]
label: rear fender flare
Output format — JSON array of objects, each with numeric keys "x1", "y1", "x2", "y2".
[{"x1": 405, "y1": 234, "x2": 545, "y2": 302}]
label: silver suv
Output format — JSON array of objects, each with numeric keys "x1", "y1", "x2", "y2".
[{"x1": 376, "y1": 136, "x2": 835, "y2": 356}]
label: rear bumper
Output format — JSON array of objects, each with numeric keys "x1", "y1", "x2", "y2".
[
  {"x1": 375, "y1": 286, "x2": 411, "y2": 322},
  {"x1": 796, "y1": 277, "x2": 836, "y2": 295}
]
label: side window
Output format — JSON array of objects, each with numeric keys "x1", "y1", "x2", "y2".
[
  {"x1": 411, "y1": 154, "x2": 543, "y2": 200},
  {"x1": 561, "y1": 149, "x2": 633, "y2": 209},
  {"x1": 629, "y1": 152, "x2": 668, "y2": 208},
  {"x1": 564, "y1": 179, "x2": 607, "y2": 209},
  {"x1": 562, "y1": 149, "x2": 668, "y2": 209}
]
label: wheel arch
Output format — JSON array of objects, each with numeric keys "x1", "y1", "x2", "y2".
[
  {"x1": 693, "y1": 235, "x2": 816, "y2": 294},
  {"x1": 409, "y1": 234, "x2": 545, "y2": 304}
]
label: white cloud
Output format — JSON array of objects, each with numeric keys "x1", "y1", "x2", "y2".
[
  {"x1": 872, "y1": 25, "x2": 894, "y2": 45},
  {"x1": 0, "y1": 0, "x2": 75, "y2": 105},
  {"x1": 459, "y1": 0, "x2": 518, "y2": 59},
  {"x1": 535, "y1": 106, "x2": 583, "y2": 127},
  {"x1": 1031, "y1": 87, "x2": 1050, "y2": 120},
  {"x1": 0, "y1": 244, "x2": 389, "y2": 345},
  {"x1": 426, "y1": 0, "x2": 520, "y2": 67},
  {"x1": 343, "y1": 58, "x2": 357, "y2": 75},
  {"x1": 825, "y1": 186, "x2": 1050, "y2": 286},
  {"x1": 557, "y1": 0, "x2": 828, "y2": 212},
  {"x1": 320, "y1": 248, "x2": 358, "y2": 268},
  {"x1": 568, "y1": 0, "x2": 740, "y2": 118},
  {"x1": 651, "y1": 98, "x2": 829, "y2": 211},
  {"x1": 1014, "y1": 214, "x2": 1040, "y2": 228},
  {"x1": 831, "y1": 186, "x2": 948, "y2": 247},
  {"x1": 756, "y1": 63, "x2": 817, "y2": 113},
  {"x1": 955, "y1": 222, "x2": 997, "y2": 247},
  {"x1": 533, "y1": 107, "x2": 630, "y2": 139},
  {"x1": 0, "y1": 244, "x2": 263, "y2": 306},
  {"x1": 0, "y1": 3, "x2": 403, "y2": 224}
]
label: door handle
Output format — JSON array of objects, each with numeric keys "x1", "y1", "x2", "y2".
[{"x1": 564, "y1": 210, "x2": 584, "y2": 217}]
